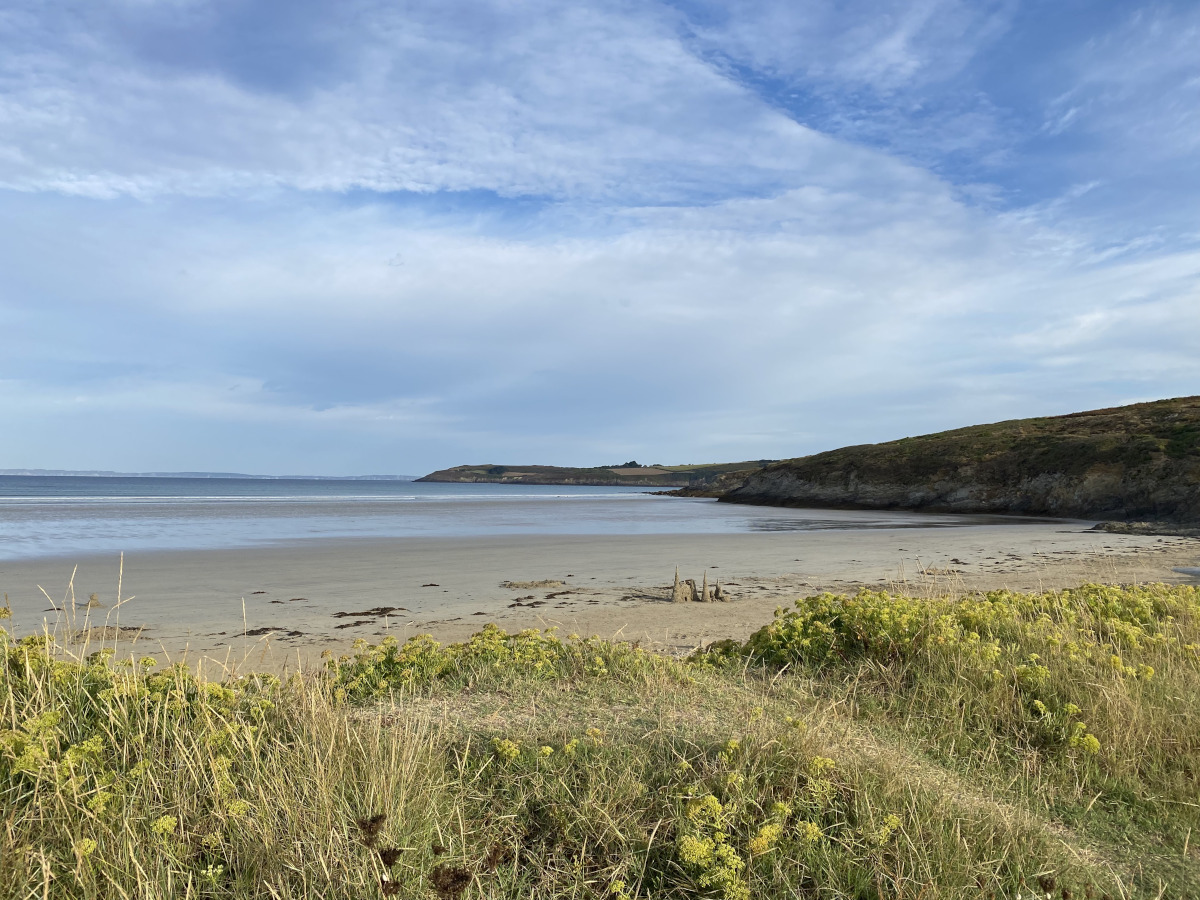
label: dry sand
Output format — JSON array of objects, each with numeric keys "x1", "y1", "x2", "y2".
[{"x1": 3, "y1": 521, "x2": 1198, "y2": 673}]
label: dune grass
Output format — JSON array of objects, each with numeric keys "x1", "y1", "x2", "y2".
[{"x1": 2, "y1": 582, "x2": 1199, "y2": 899}]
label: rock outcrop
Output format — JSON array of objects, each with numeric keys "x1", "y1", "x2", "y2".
[{"x1": 722, "y1": 397, "x2": 1200, "y2": 523}]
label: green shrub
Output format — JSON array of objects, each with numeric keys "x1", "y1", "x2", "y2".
[{"x1": 326, "y1": 624, "x2": 679, "y2": 701}]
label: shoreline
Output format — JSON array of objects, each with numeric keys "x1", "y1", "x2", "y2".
[{"x1": 4, "y1": 521, "x2": 1199, "y2": 672}]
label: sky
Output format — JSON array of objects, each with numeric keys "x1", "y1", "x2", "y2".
[{"x1": 1, "y1": 0, "x2": 1198, "y2": 476}]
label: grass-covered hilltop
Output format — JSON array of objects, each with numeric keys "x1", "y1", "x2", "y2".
[
  {"x1": 418, "y1": 460, "x2": 772, "y2": 489},
  {"x1": 4, "y1": 583, "x2": 1200, "y2": 898},
  {"x1": 719, "y1": 397, "x2": 1200, "y2": 522}
]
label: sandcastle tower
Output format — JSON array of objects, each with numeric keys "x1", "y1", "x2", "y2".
[{"x1": 672, "y1": 566, "x2": 698, "y2": 603}]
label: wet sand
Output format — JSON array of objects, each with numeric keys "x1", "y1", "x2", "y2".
[{"x1": 3, "y1": 522, "x2": 1198, "y2": 673}]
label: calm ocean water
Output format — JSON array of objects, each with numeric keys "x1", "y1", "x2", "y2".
[{"x1": 0, "y1": 475, "x2": 1016, "y2": 560}]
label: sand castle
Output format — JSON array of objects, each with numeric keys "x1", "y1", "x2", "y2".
[{"x1": 671, "y1": 566, "x2": 731, "y2": 602}]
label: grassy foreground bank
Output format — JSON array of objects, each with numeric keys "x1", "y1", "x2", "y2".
[{"x1": 3, "y1": 584, "x2": 1199, "y2": 899}]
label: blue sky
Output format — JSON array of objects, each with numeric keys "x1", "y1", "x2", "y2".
[{"x1": 1, "y1": 0, "x2": 1198, "y2": 475}]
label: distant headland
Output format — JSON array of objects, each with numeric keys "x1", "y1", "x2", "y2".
[{"x1": 416, "y1": 460, "x2": 773, "y2": 489}]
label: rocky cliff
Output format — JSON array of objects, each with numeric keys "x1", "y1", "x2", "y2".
[{"x1": 722, "y1": 397, "x2": 1200, "y2": 522}]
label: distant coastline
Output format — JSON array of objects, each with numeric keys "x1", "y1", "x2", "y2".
[
  {"x1": 416, "y1": 461, "x2": 772, "y2": 488},
  {"x1": 0, "y1": 469, "x2": 417, "y2": 480}
]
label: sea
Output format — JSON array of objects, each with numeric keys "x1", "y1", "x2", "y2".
[{"x1": 0, "y1": 475, "x2": 1015, "y2": 561}]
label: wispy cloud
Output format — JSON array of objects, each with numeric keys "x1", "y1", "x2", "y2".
[
  {"x1": 1048, "y1": 6, "x2": 1200, "y2": 160},
  {"x1": 0, "y1": 1, "x2": 831, "y2": 202}
]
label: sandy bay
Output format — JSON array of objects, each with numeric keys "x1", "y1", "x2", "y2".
[{"x1": 4, "y1": 521, "x2": 1198, "y2": 673}]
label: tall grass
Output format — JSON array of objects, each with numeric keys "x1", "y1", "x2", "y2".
[{"x1": 2, "y1": 584, "x2": 1199, "y2": 898}]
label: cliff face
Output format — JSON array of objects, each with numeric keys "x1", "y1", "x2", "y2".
[{"x1": 723, "y1": 397, "x2": 1200, "y2": 522}]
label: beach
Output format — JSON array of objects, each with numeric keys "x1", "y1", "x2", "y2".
[{"x1": 5, "y1": 521, "x2": 1197, "y2": 672}]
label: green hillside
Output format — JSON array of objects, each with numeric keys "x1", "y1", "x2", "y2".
[{"x1": 723, "y1": 396, "x2": 1200, "y2": 521}]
